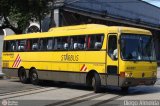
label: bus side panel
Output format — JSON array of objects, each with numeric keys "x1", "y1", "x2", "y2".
[
  {"x1": 37, "y1": 71, "x2": 86, "y2": 84},
  {"x1": 2, "y1": 51, "x2": 106, "y2": 85},
  {"x1": 2, "y1": 68, "x2": 18, "y2": 78}
]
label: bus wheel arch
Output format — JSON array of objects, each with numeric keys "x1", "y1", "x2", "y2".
[
  {"x1": 86, "y1": 70, "x2": 101, "y2": 93},
  {"x1": 18, "y1": 66, "x2": 28, "y2": 83},
  {"x1": 18, "y1": 66, "x2": 24, "y2": 77},
  {"x1": 29, "y1": 67, "x2": 39, "y2": 85}
]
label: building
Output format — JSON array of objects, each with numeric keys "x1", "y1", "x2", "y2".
[{"x1": 49, "y1": 0, "x2": 160, "y2": 61}]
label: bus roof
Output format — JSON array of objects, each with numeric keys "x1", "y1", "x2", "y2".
[{"x1": 4, "y1": 24, "x2": 152, "y2": 40}]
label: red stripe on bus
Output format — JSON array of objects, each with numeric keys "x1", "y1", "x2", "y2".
[
  {"x1": 14, "y1": 55, "x2": 20, "y2": 67},
  {"x1": 15, "y1": 56, "x2": 21, "y2": 67},
  {"x1": 84, "y1": 67, "x2": 87, "y2": 71},
  {"x1": 80, "y1": 64, "x2": 85, "y2": 71},
  {"x1": 12, "y1": 54, "x2": 19, "y2": 67}
]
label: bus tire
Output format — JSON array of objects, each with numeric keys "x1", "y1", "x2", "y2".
[
  {"x1": 92, "y1": 73, "x2": 101, "y2": 93},
  {"x1": 19, "y1": 68, "x2": 28, "y2": 84},
  {"x1": 121, "y1": 87, "x2": 129, "y2": 92},
  {"x1": 30, "y1": 69, "x2": 39, "y2": 85}
]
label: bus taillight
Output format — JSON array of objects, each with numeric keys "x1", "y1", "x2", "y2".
[{"x1": 120, "y1": 72, "x2": 125, "y2": 77}]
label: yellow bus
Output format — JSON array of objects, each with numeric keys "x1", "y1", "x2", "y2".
[{"x1": 2, "y1": 24, "x2": 157, "y2": 92}]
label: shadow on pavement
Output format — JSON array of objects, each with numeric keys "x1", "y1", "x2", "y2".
[{"x1": 5, "y1": 77, "x2": 160, "y2": 96}]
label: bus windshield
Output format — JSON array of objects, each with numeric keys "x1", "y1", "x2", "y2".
[{"x1": 120, "y1": 34, "x2": 156, "y2": 61}]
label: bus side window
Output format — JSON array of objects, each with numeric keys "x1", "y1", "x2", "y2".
[
  {"x1": 87, "y1": 34, "x2": 104, "y2": 50},
  {"x1": 70, "y1": 36, "x2": 86, "y2": 50},
  {"x1": 18, "y1": 40, "x2": 26, "y2": 51},
  {"x1": 39, "y1": 38, "x2": 48, "y2": 50},
  {"x1": 69, "y1": 36, "x2": 77, "y2": 50},
  {"x1": 4, "y1": 41, "x2": 14, "y2": 52},
  {"x1": 10, "y1": 41, "x2": 16, "y2": 51},
  {"x1": 108, "y1": 35, "x2": 117, "y2": 60},
  {"x1": 62, "y1": 37, "x2": 69, "y2": 50},
  {"x1": 54, "y1": 37, "x2": 63, "y2": 50},
  {"x1": 47, "y1": 38, "x2": 53, "y2": 50},
  {"x1": 77, "y1": 36, "x2": 86, "y2": 50},
  {"x1": 95, "y1": 35, "x2": 104, "y2": 49},
  {"x1": 31, "y1": 39, "x2": 39, "y2": 51}
]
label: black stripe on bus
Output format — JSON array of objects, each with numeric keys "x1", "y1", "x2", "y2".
[{"x1": 2, "y1": 68, "x2": 107, "y2": 75}]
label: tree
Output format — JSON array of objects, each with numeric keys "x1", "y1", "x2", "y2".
[{"x1": 0, "y1": 0, "x2": 51, "y2": 34}]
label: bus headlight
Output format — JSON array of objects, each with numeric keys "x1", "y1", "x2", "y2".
[
  {"x1": 125, "y1": 72, "x2": 133, "y2": 77},
  {"x1": 120, "y1": 72, "x2": 132, "y2": 78}
]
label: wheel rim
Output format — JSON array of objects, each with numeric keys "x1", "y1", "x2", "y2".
[
  {"x1": 92, "y1": 77, "x2": 96, "y2": 89},
  {"x1": 20, "y1": 71, "x2": 26, "y2": 81},
  {"x1": 32, "y1": 73, "x2": 37, "y2": 81}
]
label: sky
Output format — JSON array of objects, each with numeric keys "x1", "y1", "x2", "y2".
[{"x1": 143, "y1": 0, "x2": 160, "y2": 7}]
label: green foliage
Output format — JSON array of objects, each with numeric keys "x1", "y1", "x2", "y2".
[
  {"x1": 0, "y1": 0, "x2": 51, "y2": 32},
  {"x1": 0, "y1": 0, "x2": 11, "y2": 16}
]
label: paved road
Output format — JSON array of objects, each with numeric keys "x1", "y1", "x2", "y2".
[{"x1": 0, "y1": 69, "x2": 159, "y2": 106}]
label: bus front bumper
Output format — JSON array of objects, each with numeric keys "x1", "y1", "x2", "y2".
[{"x1": 119, "y1": 77, "x2": 157, "y2": 87}]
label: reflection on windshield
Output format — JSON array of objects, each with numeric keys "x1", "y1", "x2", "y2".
[{"x1": 121, "y1": 34, "x2": 156, "y2": 61}]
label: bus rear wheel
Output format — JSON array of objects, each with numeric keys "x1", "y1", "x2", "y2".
[
  {"x1": 92, "y1": 73, "x2": 101, "y2": 93},
  {"x1": 30, "y1": 69, "x2": 39, "y2": 85},
  {"x1": 19, "y1": 68, "x2": 28, "y2": 84}
]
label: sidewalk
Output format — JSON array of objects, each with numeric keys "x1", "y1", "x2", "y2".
[
  {"x1": 0, "y1": 68, "x2": 4, "y2": 79},
  {"x1": 156, "y1": 67, "x2": 160, "y2": 85},
  {"x1": 0, "y1": 56, "x2": 3, "y2": 79},
  {"x1": 0, "y1": 72, "x2": 4, "y2": 79},
  {"x1": 0, "y1": 66, "x2": 4, "y2": 79},
  {"x1": 0, "y1": 64, "x2": 4, "y2": 79}
]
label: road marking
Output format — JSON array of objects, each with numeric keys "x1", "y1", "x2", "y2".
[
  {"x1": 61, "y1": 93, "x2": 107, "y2": 106},
  {"x1": 0, "y1": 87, "x2": 44, "y2": 96},
  {"x1": 91, "y1": 95, "x2": 122, "y2": 106},
  {"x1": 0, "y1": 87, "x2": 60, "y2": 100},
  {"x1": 46, "y1": 92, "x2": 95, "y2": 106}
]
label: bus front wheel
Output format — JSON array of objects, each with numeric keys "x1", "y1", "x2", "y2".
[
  {"x1": 30, "y1": 69, "x2": 39, "y2": 85},
  {"x1": 92, "y1": 73, "x2": 101, "y2": 93},
  {"x1": 19, "y1": 68, "x2": 28, "y2": 84}
]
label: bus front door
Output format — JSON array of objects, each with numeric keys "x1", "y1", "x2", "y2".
[{"x1": 106, "y1": 34, "x2": 119, "y2": 86}]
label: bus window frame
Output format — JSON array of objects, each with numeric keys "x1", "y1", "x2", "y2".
[
  {"x1": 86, "y1": 34, "x2": 104, "y2": 51},
  {"x1": 3, "y1": 33, "x2": 105, "y2": 52}
]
